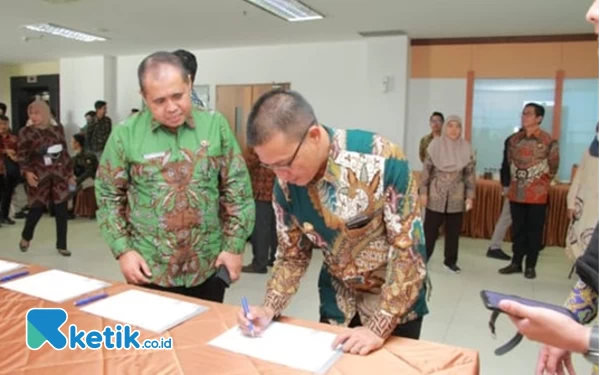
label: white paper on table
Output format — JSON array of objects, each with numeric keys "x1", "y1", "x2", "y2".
[
  {"x1": 81, "y1": 289, "x2": 208, "y2": 333},
  {"x1": 208, "y1": 322, "x2": 343, "y2": 374},
  {"x1": 1, "y1": 269, "x2": 110, "y2": 303},
  {"x1": 0, "y1": 260, "x2": 25, "y2": 275}
]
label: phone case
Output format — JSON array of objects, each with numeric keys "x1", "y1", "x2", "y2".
[{"x1": 480, "y1": 290, "x2": 576, "y2": 320}]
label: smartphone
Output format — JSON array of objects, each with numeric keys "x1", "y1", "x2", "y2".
[
  {"x1": 480, "y1": 290, "x2": 577, "y2": 320},
  {"x1": 215, "y1": 265, "x2": 232, "y2": 288}
]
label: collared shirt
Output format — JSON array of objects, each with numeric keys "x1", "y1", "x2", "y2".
[
  {"x1": 264, "y1": 126, "x2": 428, "y2": 339},
  {"x1": 95, "y1": 108, "x2": 255, "y2": 288},
  {"x1": 419, "y1": 133, "x2": 435, "y2": 163},
  {"x1": 244, "y1": 148, "x2": 276, "y2": 202},
  {"x1": 506, "y1": 128, "x2": 559, "y2": 204},
  {"x1": 87, "y1": 116, "x2": 113, "y2": 153},
  {"x1": 72, "y1": 150, "x2": 98, "y2": 186},
  {"x1": 17, "y1": 124, "x2": 72, "y2": 179}
]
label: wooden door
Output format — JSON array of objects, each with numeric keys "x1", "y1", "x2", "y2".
[
  {"x1": 216, "y1": 83, "x2": 291, "y2": 150},
  {"x1": 215, "y1": 85, "x2": 253, "y2": 150}
]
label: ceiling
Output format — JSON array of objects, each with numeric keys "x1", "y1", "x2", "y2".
[{"x1": 0, "y1": 0, "x2": 594, "y2": 63}]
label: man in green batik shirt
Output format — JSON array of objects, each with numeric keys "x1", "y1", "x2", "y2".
[{"x1": 95, "y1": 52, "x2": 254, "y2": 302}]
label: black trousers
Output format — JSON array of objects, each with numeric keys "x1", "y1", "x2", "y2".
[
  {"x1": 424, "y1": 209, "x2": 463, "y2": 266},
  {"x1": 319, "y1": 315, "x2": 423, "y2": 339},
  {"x1": 22, "y1": 201, "x2": 68, "y2": 250},
  {"x1": 250, "y1": 200, "x2": 278, "y2": 270},
  {"x1": 141, "y1": 273, "x2": 226, "y2": 303},
  {"x1": 510, "y1": 202, "x2": 547, "y2": 269},
  {"x1": 0, "y1": 174, "x2": 18, "y2": 219}
]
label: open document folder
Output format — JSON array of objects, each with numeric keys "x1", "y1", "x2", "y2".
[
  {"x1": 80, "y1": 289, "x2": 208, "y2": 333},
  {"x1": 1, "y1": 269, "x2": 110, "y2": 303},
  {"x1": 208, "y1": 322, "x2": 343, "y2": 374}
]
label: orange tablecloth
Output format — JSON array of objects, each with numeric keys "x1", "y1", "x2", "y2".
[
  {"x1": 0, "y1": 264, "x2": 480, "y2": 375},
  {"x1": 461, "y1": 180, "x2": 570, "y2": 247}
]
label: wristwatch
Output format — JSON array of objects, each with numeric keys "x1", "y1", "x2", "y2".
[{"x1": 584, "y1": 325, "x2": 599, "y2": 365}]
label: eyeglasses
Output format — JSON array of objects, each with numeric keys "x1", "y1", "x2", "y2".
[{"x1": 260, "y1": 121, "x2": 315, "y2": 170}]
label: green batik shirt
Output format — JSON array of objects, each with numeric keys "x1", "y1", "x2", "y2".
[
  {"x1": 95, "y1": 108, "x2": 255, "y2": 288},
  {"x1": 264, "y1": 126, "x2": 428, "y2": 339}
]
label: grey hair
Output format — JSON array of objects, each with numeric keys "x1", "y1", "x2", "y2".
[
  {"x1": 137, "y1": 51, "x2": 190, "y2": 92},
  {"x1": 246, "y1": 89, "x2": 317, "y2": 147}
]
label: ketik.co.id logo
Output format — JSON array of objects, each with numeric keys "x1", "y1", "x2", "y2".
[{"x1": 26, "y1": 308, "x2": 172, "y2": 350}]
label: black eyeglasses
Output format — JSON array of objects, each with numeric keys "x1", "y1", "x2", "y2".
[{"x1": 260, "y1": 121, "x2": 315, "y2": 170}]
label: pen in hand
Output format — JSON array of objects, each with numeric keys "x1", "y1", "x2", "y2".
[{"x1": 241, "y1": 297, "x2": 255, "y2": 337}]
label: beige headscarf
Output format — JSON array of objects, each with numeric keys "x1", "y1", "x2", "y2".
[
  {"x1": 426, "y1": 115, "x2": 472, "y2": 172},
  {"x1": 27, "y1": 100, "x2": 57, "y2": 127}
]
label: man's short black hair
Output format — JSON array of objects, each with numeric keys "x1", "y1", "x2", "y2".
[
  {"x1": 247, "y1": 89, "x2": 317, "y2": 148},
  {"x1": 173, "y1": 49, "x2": 198, "y2": 83},
  {"x1": 430, "y1": 111, "x2": 445, "y2": 123},
  {"x1": 85, "y1": 110, "x2": 96, "y2": 118},
  {"x1": 94, "y1": 101, "x2": 107, "y2": 110},
  {"x1": 0, "y1": 102, "x2": 6, "y2": 115},
  {"x1": 137, "y1": 51, "x2": 190, "y2": 92},
  {"x1": 524, "y1": 102, "x2": 545, "y2": 119},
  {"x1": 73, "y1": 133, "x2": 85, "y2": 149},
  {"x1": 0, "y1": 115, "x2": 8, "y2": 123}
]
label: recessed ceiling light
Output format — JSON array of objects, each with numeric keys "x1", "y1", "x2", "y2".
[
  {"x1": 243, "y1": 0, "x2": 324, "y2": 22},
  {"x1": 23, "y1": 23, "x2": 107, "y2": 42}
]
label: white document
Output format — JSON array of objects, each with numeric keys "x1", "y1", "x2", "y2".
[
  {"x1": 0, "y1": 260, "x2": 25, "y2": 275},
  {"x1": 1, "y1": 269, "x2": 110, "y2": 303},
  {"x1": 81, "y1": 289, "x2": 208, "y2": 333},
  {"x1": 208, "y1": 322, "x2": 343, "y2": 374}
]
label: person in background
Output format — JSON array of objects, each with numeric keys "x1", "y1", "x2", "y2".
[
  {"x1": 80, "y1": 110, "x2": 96, "y2": 134},
  {"x1": 420, "y1": 115, "x2": 475, "y2": 274},
  {"x1": 173, "y1": 49, "x2": 207, "y2": 108},
  {"x1": 237, "y1": 89, "x2": 428, "y2": 356},
  {"x1": 0, "y1": 115, "x2": 19, "y2": 225},
  {"x1": 0, "y1": 102, "x2": 6, "y2": 116},
  {"x1": 486, "y1": 127, "x2": 524, "y2": 261},
  {"x1": 86, "y1": 100, "x2": 112, "y2": 160},
  {"x1": 566, "y1": 124, "x2": 598, "y2": 263},
  {"x1": 419, "y1": 112, "x2": 444, "y2": 164},
  {"x1": 70, "y1": 133, "x2": 98, "y2": 219},
  {"x1": 95, "y1": 51, "x2": 254, "y2": 302},
  {"x1": 242, "y1": 147, "x2": 277, "y2": 274},
  {"x1": 499, "y1": 103, "x2": 559, "y2": 279},
  {"x1": 18, "y1": 100, "x2": 74, "y2": 256}
]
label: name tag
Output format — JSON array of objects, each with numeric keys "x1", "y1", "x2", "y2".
[
  {"x1": 143, "y1": 151, "x2": 167, "y2": 161},
  {"x1": 43, "y1": 156, "x2": 52, "y2": 166}
]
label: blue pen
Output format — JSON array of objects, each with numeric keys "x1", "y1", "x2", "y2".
[
  {"x1": 0, "y1": 270, "x2": 29, "y2": 282},
  {"x1": 75, "y1": 293, "x2": 109, "y2": 307},
  {"x1": 241, "y1": 297, "x2": 255, "y2": 337}
]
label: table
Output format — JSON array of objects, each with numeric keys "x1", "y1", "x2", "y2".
[
  {"x1": 0, "y1": 264, "x2": 480, "y2": 375},
  {"x1": 461, "y1": 180, "x2": 570, "y2": 247}
]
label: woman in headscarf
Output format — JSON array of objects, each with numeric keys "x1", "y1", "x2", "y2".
[
  {"x1": 419, "y1": 115, "x2": 476, "y2": 274},
  {"x1": 18, "y1": 100, "x2": 74, "y2": 256},
  {"x1": 566, "y1": 123, "x2": 599, "y2": 262}
]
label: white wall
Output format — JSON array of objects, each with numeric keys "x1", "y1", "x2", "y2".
[
  {"x1": 406, "y1": 78, "x2": 467, "y2": 169},
  {"x1": 115, "y1": 37, "x2": 409, "y2": 146},
  {"x1": 59, "y1": 56, "x2": 117, "y2": 148}
]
